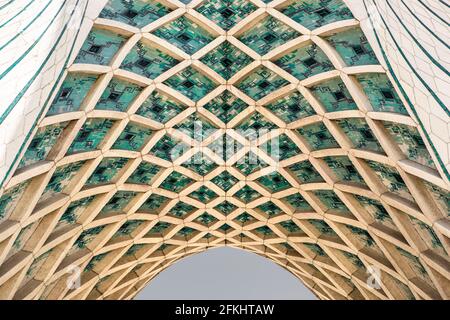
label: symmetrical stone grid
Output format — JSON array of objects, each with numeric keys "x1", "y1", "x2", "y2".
[
  {"x1": 0, "y1": 0, "x2": 448, "y2": 301},
  {"x1": 0, "y1": 0, "x2": 108, "y2": 185},
  {"x1": 348, "y1": 0, "x2": 450, "y2": 181}
]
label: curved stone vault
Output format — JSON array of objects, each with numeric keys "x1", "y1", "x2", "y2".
[{"x1": 0, "y1": 0, "x2": 449, "y2": 300}]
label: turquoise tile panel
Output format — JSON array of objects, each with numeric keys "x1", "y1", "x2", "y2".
[
  {"x1": 164, "y1": 66, "x2": 217, "y2": 101},
  {"x1": 67, "y1": 119, "x2": 114, "y2": 154},
  {"x1": 275, "y1": 43, "x2": 333, "y2": 80},
  {"x1": 99, "y1": 0, "x2": 171, "y2": 28},
  {"x1": 75, "y1": 28, "x2": 126, "y2": 66},
  {"x1": 239, "y1": 16, "x2": 300, "y2": 55},
  {"x1": 18, "y1": 122, "x2": 69, "y2": 169},
  {"x1": 196, "y1": 0, "x2": 257, "y2": 31},
  {"x1": 152, "y1": 16, "x2": 214, "y2": 55},
  {"x1": 137, "y1": 90, "x2": 185, "y2": 124},
  {"x1": 312, "y1": 77, "x2": 358, "y2": 112},
  {"x1": 237, "y1": 66, "x2": 289, "y2": 100},
  {"x1": 95, "y1": 78, "x2": 142, "y2": 112},
  {"x1": 47, "y1": 74, "x2": 97, "y2": 116},
  {"x1": 265, "y1": 91, "x2": 316, "y2": 123},
  {"x1": 121, "y1": 41, "x2": 180, "y2": 79},
  {"x1": 281, "y1": 0, "x2": 353, "y2": 30}
]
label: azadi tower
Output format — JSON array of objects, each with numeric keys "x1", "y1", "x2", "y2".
[{"x1": 0, "y1": 0, "x2": 448, "y2": 300}]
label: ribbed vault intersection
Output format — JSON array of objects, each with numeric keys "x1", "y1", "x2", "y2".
[{"x1": 0, "y1": 0, "x2": 449, "y2": 300}]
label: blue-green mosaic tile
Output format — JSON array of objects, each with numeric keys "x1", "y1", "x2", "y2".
[
  {"x1": 356, "y1": 73, "x2": 408, "y2": 114},
  {"x1": 239, "y1": 15, "x2": 300, "y2": 55},
  {"x1": 284, "y1": 193, "x2": 312, "y2": 212},
  {"x1": 384, "y1": 122, "x2": 435, "y2": 169},
  {"x1": 265, "y1": 91, "x2": 316, "y2": 123},
  {"x1": 255, "y1": 225, "x2": 274, "y2": 236},
  {"x1": 152, "y1": 16, "x2": 214, "y2": 55},
  {"x1": 149, "y1": 134, "x2": 189, "y2": 161},
  {"x1": 410, "y1": 216, "x2": 445, "y2": 255},
  {"x1": 219, "y1": 223, "x2": 232, "y2": 232},
  {"x1": 237, "y1": 112, "x2": 277, "y2": 140},
  {"x1": 182, "y1": 153, "x2": 218, "y2": 176},
  {"x1": 95, "y1": 78, "x2": 143, "y2": 112},
  {"x1": 139, "y1": 194, "x2": 169, "y2": 213},
  {"x1": 113, "y1": 220, "x2": 144, "y2": 238},
  {"x1": 177, "y1": 226, "x2": 196, "y2": 237},
  {"x1": 174, "y1": 113, "x2": 218, "y2": 141},
  {"x1": 257, "y1": 171, "x2": 291, "y2": 193},
  {"x1": 196, "y1": 0, "x2": 257, "y2": 31},
  {"x1": 102, "y1": 191, "x2": 137, "y2": 214},
  {"x1": 168, "y1": 201, "x2": 196, "y2": 218},
  {"x1": 366, "y1": 160, "x2": 413, "y2": 202},
  {"x1": 75, "y1": 28, "x2": 126, "y2": 66},
  {"x1": 146, "y1": 221, "x2": 171, "y2": 235},
  {"x1": 156, "y1": 243, "x2": 172, "y2": 251},
  {"x1": 308, "y1": 219, "x2": 337, "y2": 236},
  {"x1": 99, "y1": 0, "x2": 171, "y2": 28},
  {"x1": 201, "y1": 42, "x2": 253, "y2": 80},
  {"x1": 281, "y1": 0, "x2": 353, "y2": 30},
  {"x1": 355, "y1": 195, "x2": 397, "y2": 230},
  {"x1": 342, "y1": 251, "x2": 364, "y2": 268},
  {"x1": 86, "y1": 158, "x2": 128, "y2": 186},
  {"x1": 57, "y1": 196, "x2": 95, "y2": 229},
  {"x1": 261, "y1": 134, "x2": 302, "y2": 161},
  {"x1": 0, "y1": 181, "x2": 28, "y2": 222},
  {"x1": 74, "y1": 226, "x2": 104, "y2": 250},
  {"x1": 325, "y1": 27, "x2": 379, "y2": 66},
  {"x1": 237, "y1": 66, "x2": 289, "y2": 100},
  {"x1": 297, "y1": 122, "x2": 339, "y2": 150},
  {"x1": 47, "y1": 74, "x2": 97, "y2": 116},
  {"x1": 257, "y1": 201, "x2": 283, "y2": 217},
  {"x1": 18, "y1": 122, "x2": 69, "y2": 169},
  {"x1": 126, "y1": 162, "x2": 161, "y2": 185},
  {"x1": 275, "y1": 43, "x2": 334, "y2": 80},
  {"x1": 323, "y1": 156, "x2": 365, "y2": 184},
  {"x1": 314, "y1": 190, "x2": 350, "y2": 214},
  {"x1": 85, "y1": 253, "x2": 107, "y2": 272},
  {"x1": 234, "y1": 185, "x2": 261, "y2": 203},
  {"x1": 42, "y1": 161, "x2": 86, "y2": 200},
  {"x1": 11, "y1": 223, "x2": 34, "y2": 254},
  {"x1": 160, "y1": 171, "x2": 194, "y2": 193},
  {"x1": 337, "y1": 118, "x2": 383, "y2": 153},
  {"x1": 235, "y1": 152, "x2": 269, "y2": 176},
  {"x1": 203, "y1": 91, "x2": 248, "y2": 123},
  {"x1": 26, "y1": 250, "x2": 53, "y2": 279},
  {"x1": 288, "y1": 160, "x2": 324, "y2": 183},
  {"x1": 234, "y1": 212, "x2": 254, "y2": 224},
  {"x1": 214, "y1": 201, "x2": 237, "y2": 215},
  {"x1": 189, "y1": 186, "x2": 218, "y2": 203},
  {"x1": 425, "y1": 182, "x2": 450, "y2": 217},
  {"x1": 137, "y1": 90, "x2": 185, "y2": 124},
  {"x1": 279, "y1": 220, "x2": 302, "y2": 234},
  {"x1": 121, "y1": 41, "x2": 180, "y2": 79},
  {"x1": 311, "y1": 77, "x2": 357, "y2": 112},
  {"x1": 397, "y1": 247, "x2": 433, "y2": 285},
  {"x1": 346, "y1": 225, "x2": 376, "y2": 247},
  {"x1": 208, "y1": 134, "x2": 243, "y2": 161},
  {"x1": 112, "y1": 123, "x2": 152, "y2": 151},
  {"x1": 195, "y1": 213, "x2": 218, "y2": 226},
  {"x1": 164, "y1": 66, "x2": 217, "y2": 101},
  {"x1": 67, "y1": 119, "x2": 115, "y2": 155},
  {"x1": 304, "y1": 243, "x2": 326, "y2": 256},
  {"x1": 211, "y1": 171, "x2": 239, "y2": 191}
]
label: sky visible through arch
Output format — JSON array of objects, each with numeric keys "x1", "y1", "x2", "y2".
[{"x1": 135, "y1": 247, "x2": 317, "y2": 300}]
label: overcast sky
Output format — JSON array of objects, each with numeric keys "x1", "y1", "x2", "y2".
[{"x1": 135, "y1": 247, "x2": 316, "y2": 300}]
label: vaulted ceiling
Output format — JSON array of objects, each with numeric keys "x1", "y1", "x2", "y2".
[{"x1": 0, "y1": 0, "x2": 449, "y2": 300}]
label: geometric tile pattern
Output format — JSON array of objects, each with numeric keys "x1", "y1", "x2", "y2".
[{"x1": 0, "y1": 0, "x2": 448, "y2": 301}]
